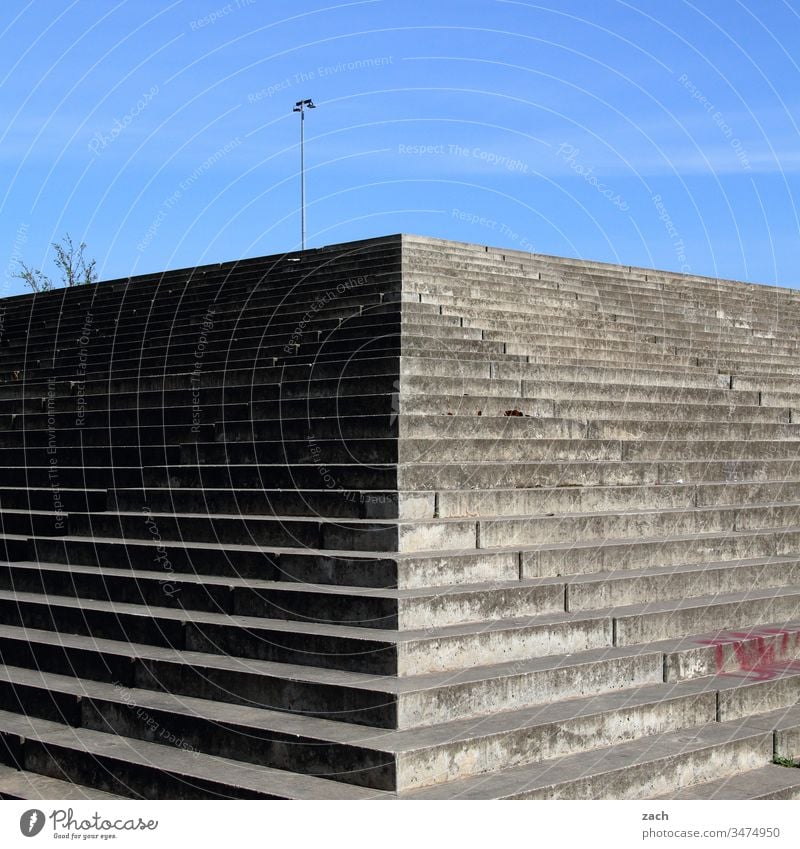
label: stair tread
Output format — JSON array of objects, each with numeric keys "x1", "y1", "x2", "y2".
[
  {"x1": 0, "y1": 711, "x2": 392, "y2": 799},
  {"x1": 3, "y1": 582, "x2": 800, "y2": 643},
  {"x1": 2, "y1": 662, "x2": 795, "y2": 754},
  {"x1": 0, "y1": 763, "x2": 125, "y2": 800},
  {"x1": 567, "y1": 555, "x2": 800, "y2": 585},
  {"x1": 403, "y1": 717, "x2": 771, "y2": 799},
  {"x1": 658, "y1": 764, "x2": 800, "y2": 799},
  {"x1": 0, "y1": 621, "x2": 649, "y2": 693},
  {"x1": 1, "y1": 560, "x2": 564, "y2": 600},
  {"x1": 0, "y1": 709, "x2": 388, "y2": 799}
]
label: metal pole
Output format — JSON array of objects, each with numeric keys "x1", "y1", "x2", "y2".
[
  {"x1": 293, "y1": 99, "x2": 315, "y2": 251},
  {"x1": 300, "y1": 106, "x2": 305, "y2": 251}
]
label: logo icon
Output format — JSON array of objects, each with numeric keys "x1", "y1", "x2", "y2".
[{"x1": 20, "y1": 810, "x2": 45, "y2": 837}]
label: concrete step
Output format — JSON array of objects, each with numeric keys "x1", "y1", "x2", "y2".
[
  {"x1": 402, "y1": 374, "x2": 758, "y2": 406},
  {"x1": 62, "y1": 509, "x2": 481, "y2": 553},
  {"x1": 183, "y1": 437, "x2": 400, "y2": 465},
  {"x1": 478, "y1": 503, "x2": 800, "y2": 548},
  {"x1": 612, "y1": 586, "x2": 800, "y2": 647},
  {"x1": 0, "y1": 587, "x2": 614, "y2": 676},
  {"x1": 661, "y1": 765, "x2": 800, "y2": 799},
  {"x1": 33, "y1": 389, "x2": 395, "y2": 420},
  {"x1": 0, "y1": 763, "x2": 124, "y2": 800},
  {"x1": 0, "y1": 279, "x2": 401, "y2": 342},
  {"x1": 657, "y1": 621, "x2": 800, "y2": 683},
  {"x1": 525, "y1": 525, "x2": 798, "y2": 578},
  {"x1": 0, "y1": 423, "x2": 214, "y2": 447},
  {"x1": 399, "y1": 459, "x2": 800, "y2": 491},
  {"x1": 155, "y1": 462, "x2": 398, "y2": 491},
  {"x1": 32, "y1": 340, "x2": 401, "y2": 381},
  {"x1": 108, "y1": 486, "x2": 411, "y2": 520},
  {"x1": 0, "y1": 487, "x2": 107, "y2": 512},
  {"x1": 395, "y1": 414, "x2": 800, "y2": 442},
  {"x1": 0, "y1": 368, "x2": 400, "y2": 404},
  {"x1": 391, "y1": 670, "x2": 800, "y2": 790},
  {"x1": 0, "y1": 622, "x2": 402, "y2": 727},
  {"x1": 0, "y1": 560, "x2": 565, "y2": 629},
  {"x1": 404, "y1": 717, "x2": 773, "y2": 799},
  {"x1": 0, "y1": 708, "x2": 387, "y2": 799},
  {"x1": 14, "y1": 309, "x2": 399, "y2": 362},
  {"x1": 566, "y1": 558, "x2": 800, "y2": 612},
  {"x1": 0, "y1": 621, "x2": 658, "y2": 728},
  {"x1": 398, "y1": 438, "x2": 623, "y2": 463},
  {"x1": 435, "y1": 481, "x2": 800, "y2": 518},
  {"x1": 1, "y1": 663, "x2": 776, "y2": 793},
  {"x1": 25, "y1": 534, "x2": 519, "y2": 588},
  {"x1": 772, "y1": 704, "x2": 800, "y2": 761}
]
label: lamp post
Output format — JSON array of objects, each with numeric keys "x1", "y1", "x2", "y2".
[{"x1": 292, "y1": 98, "x2": 316, "y2": 251}]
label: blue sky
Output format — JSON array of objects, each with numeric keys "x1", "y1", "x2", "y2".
[{"x1": 1, "y1": 0, "x2": 799, "y2": 294}]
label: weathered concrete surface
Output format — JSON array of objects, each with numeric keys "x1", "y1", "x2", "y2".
[{"x1": 0, "y1": 233, "x2": 798, "y2": 798}]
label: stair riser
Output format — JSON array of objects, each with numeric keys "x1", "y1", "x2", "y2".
[
  {"x1": 108, "y1": 488, "x2": 412, "y2": 520},
  {"x1": 0, "y1": 679, "x2": 396, "y2": 791},
  {"x1": 0, "y1": 490, "x2": 107, "y2": 512},
  {"x1": 398, "y1": 692, "x2": 716, "y2": 791},
  {"x1": 65, "y1": 513, "x2": 400, "y2": 552},
  {"x1": 0, "y1": 737, "x2": 281, "y2": 799},
  {"x1": 398, "y1": 617, "x2": 612, "y2": 677},
  {"x1": 81, "y1": 698, "x2": 396, "y2": 790},
  {"x1": 525, "y1": 532, "x2": 779, "y2": 578},
  {"x1": 616, "y1": 595, "x2": 800, "y2": 647},
  {"x1": 513, "y1": 734, "x2": 772, "y2": 800},
  {"x1": 717, "y1": 674, "x2": 800, "y2": 721},
  {"x1": 397, "y1": 652, "x2": 664, "y2": 728},
  {"x1": 567, "y1": 562, "x2": 800, "y2": 611},
  {"x1": 0, "y1": 601, "x2": 400, "y2": 674},
  {"x1": 0, "y1": 635, "x2": 399, "y2": 727},
  {"x1": 480, "y1": 509, "x2": 740, "y2": 548},
  {"x1": 664, "y1": 628, "x2": 800, "y2": 682},
  {"x1": 28, "y1": 390, "x2": 396, "y2": 419},
  {"x1": 30, "y1": 538, "x2": 403, "y2": 588}
]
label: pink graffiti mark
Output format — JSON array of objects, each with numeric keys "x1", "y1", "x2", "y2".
[{"x1": 695, "y1": 627, "x2": 800, "y2": 681}]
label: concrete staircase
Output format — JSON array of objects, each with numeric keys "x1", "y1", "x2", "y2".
[{"x1": 0, "y1": 232, "x2": 799, "y2": 799}]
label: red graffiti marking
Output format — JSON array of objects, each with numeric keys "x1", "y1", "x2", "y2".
[{"x1": 695, "y1": 627, "x2": 800, "y2": 681}]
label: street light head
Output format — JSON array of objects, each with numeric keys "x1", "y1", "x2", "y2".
[{"x1": 306, "y1": 100, "x2": 316, "y2": 108}]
